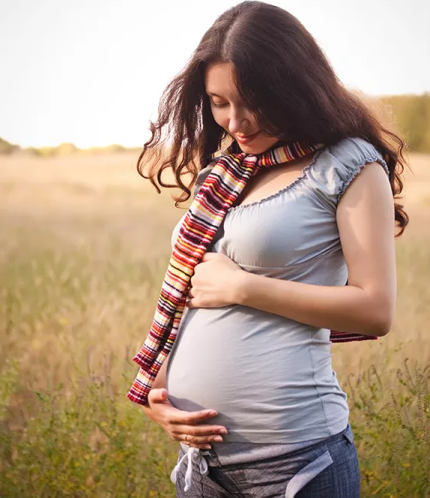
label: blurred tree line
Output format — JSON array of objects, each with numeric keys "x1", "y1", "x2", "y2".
[
  {"x1": 381, "y1": 93, "x2": 430, "y2": 152},
  {"x1": 1, "y1": 93, "x2": 430, "y2": 155},
  {"x1": 0, "y1": 139, "x2": 140, "y2": 156}
]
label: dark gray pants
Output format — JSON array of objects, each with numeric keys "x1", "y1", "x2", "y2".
[{"x1": 173, "y1": 424, "x2": 360, "y2": 497}]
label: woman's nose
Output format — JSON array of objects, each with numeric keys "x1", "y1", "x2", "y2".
[{"x1": 228, "y1": 107, "x2": 252, "y2": 135}]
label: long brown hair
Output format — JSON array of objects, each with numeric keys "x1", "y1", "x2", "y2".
[{"x1": 137, "y1": 0, "x2": 409, "y2": 236}]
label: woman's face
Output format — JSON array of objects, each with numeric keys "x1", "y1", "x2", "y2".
[{"x1": 204, "y1": 61, "x2": 280, "y2": 154}]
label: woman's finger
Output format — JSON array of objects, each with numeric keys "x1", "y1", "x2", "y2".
[
  {"x1": 187, "y1": 433, "x2": 224, "y2": 444},
  {"x1": 170, "y1": 423, "x2": 227, "y2": 438},
  {"x1": 170, "y1": 430, "x2": 218, "y2": 449},
  {"x1": 186, "y1": 298, "x2": 195, "y2": 308},
  {"x1": 167, "y1": 408, "x2": 219, "y2": 425}
]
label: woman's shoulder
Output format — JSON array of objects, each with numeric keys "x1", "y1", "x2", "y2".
[
  {"x1": 306, "y1": 136, "x2": 390, "y2": 211},
  {"x1": 325, "y1": 137, "x2": 389, "y2": 174}
]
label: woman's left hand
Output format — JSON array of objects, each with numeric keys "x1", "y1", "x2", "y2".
[{"x1": 186, "y1": 252, "x2": 245, "y2": 308}]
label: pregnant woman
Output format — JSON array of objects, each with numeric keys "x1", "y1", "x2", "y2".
[{"x1": 127, "y1": 2, "x2": 408, "y2": 496}]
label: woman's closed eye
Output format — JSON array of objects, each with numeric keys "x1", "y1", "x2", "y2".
[{"x1": 211, "y1": 101, "x2": 229, "y2": 108}]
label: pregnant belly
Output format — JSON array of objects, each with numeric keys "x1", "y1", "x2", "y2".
[
  {"x1": 166, "y1": 305, "x2": 262, "y2": 411},
  {"x1": 165, "y1": 305, "x2": 344, "y2": 438}
]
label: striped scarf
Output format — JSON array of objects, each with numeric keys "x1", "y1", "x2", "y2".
[{"x1": 127, "y1": 139, "x2": 377, "y2": 406}]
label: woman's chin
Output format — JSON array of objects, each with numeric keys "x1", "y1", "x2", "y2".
[{"x1": 237, "y1": 138, "x2": 280, "y2": 155}]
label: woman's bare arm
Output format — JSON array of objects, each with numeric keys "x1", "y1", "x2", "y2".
[
  {"x1": 232, "y1": 162, "x2": 396, "y2": 336},
  {"x1": 140, "y1": 355, "x2": 168, "y2": 414}
]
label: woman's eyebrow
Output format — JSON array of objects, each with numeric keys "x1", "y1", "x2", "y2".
[{"x1": 206, "y1": 91, "x2": 223, "y2": 97}]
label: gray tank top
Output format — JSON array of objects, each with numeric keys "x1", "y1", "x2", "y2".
[{"x1": 166, "y1": 137, "x2": 389, "y2": 453}]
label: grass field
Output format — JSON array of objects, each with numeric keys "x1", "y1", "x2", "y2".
[{"x1": 0, "y1": 150, "x2": 429, "y2": 497}]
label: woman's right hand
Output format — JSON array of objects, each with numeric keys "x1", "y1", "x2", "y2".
[{"x1": 144, "y1": 388, "x2": 228, "y2": 450}]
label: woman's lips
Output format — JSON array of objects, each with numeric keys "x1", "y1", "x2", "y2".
[{"x1": 236, "y1": 131, "x2": 260, "y2": 144}]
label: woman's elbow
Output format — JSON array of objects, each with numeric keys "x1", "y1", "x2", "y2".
[
  {"x1": 374, "y1": 320, "x2": 391, "y2": 337},
  {"x1": 371, "y1": 301, "x2": 395, "y2": 337}
]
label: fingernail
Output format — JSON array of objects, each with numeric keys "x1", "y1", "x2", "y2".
[
  {"x1": 218, "y1": 429, "x2": 228, "y2": 434},
  {"x1": 208, "y1": 411, "x2": 218, "y2": 416},
  {"x1": 214, "y1": 436, "x2": 223, "y2": 442}
]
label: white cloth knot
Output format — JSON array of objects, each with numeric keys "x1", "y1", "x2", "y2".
[{"x1": 170, "y1": 446, "x2": 209, "y2": 492}]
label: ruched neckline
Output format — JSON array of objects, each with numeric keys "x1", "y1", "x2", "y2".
[{"x1": 227, "y1": 147, "x2": 325, "y2": 214}]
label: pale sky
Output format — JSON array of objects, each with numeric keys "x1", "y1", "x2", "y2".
[{"x1": 0, "y1": 0, "x2": 429, "y2": 148}]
